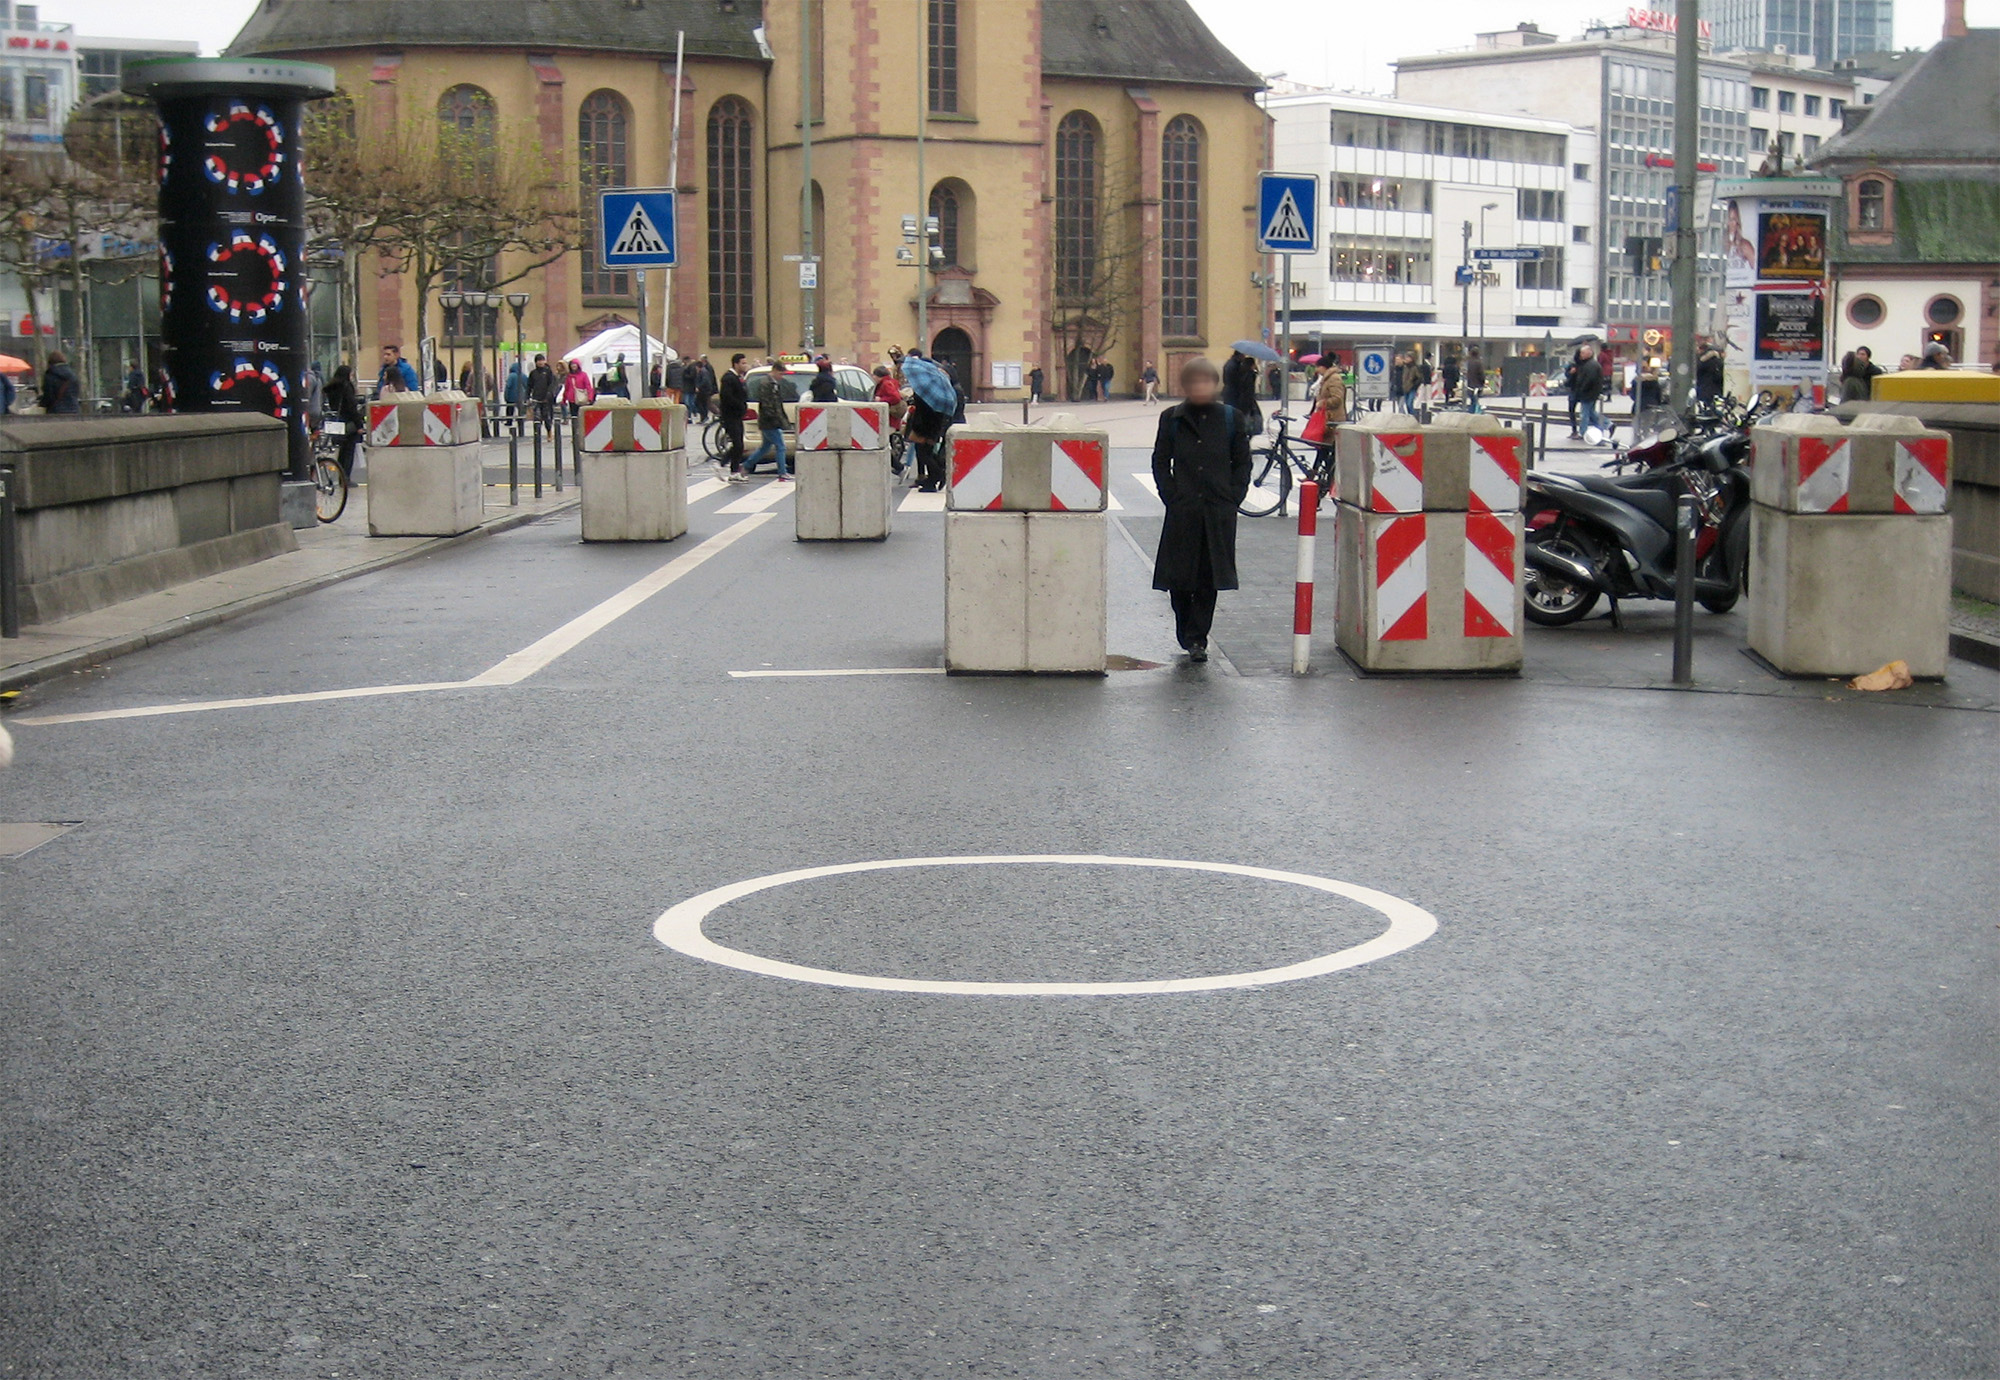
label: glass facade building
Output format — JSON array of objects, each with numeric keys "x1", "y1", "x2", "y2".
[{"x1": 1697, "y1": 0, "x2": 1895, "y2": 63}]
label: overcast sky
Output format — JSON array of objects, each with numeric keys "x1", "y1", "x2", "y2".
[{"x1": 47, "y1": 0, "x2": 2000, "y2": 86}]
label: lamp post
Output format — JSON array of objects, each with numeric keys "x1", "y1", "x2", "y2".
[
  {"x1": 1477, "y1": 201, "x2": 1498, "y2": 356},
  {"x1": 461, "y1": 289, "x2": 489, "y2": 401},
  {"x1": 506, "y1": 291, "x2": 530, "y2": 432},
  {"x1": 438, "y1": 290, "x2": 462, "y2": 393}
]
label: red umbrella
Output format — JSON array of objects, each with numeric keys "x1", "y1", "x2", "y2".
[{"x1": 0, "y1": 353, "x2": 31, "y2": 375}]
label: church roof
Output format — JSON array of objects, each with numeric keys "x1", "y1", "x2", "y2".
[
  {"x1": 1041, "y1": 1, "x2": 1262, "y2": 89},
  {"x1": 1813, "y1": 30, "x2": 2000, "y2": 167},
  {"x1": 225, "y1": 0, "x2": 768, "y2": 63},
  {"x1": 226, "y1": 0, "x2": 1262, "y2": 90}
]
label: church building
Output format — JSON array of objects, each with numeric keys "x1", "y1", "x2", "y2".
[{"x1": 225, "y1": 0, "x2": 1270, "y2": 400}]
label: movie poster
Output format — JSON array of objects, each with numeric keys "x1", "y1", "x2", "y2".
[
  {"x1": 1755, "y1": 209, "x2": 1827, "y2": 283},
  {"x1": 1752, "y1": 290, "x2": 1826, "y2": 387},
  {"x1": 1724, "y1": 198, "x2": 1759, "y2": 289}
]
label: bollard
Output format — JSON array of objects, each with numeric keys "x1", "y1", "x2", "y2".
[
  {"x1": 364, "y1": 395, "x2": 484, "y2": 536},
  {"x1": 554, "y1": 413, "x2": 565, "y2": 492},
  {"x1": 533, "y1": 418, "x2": 544, "y2": 498},
  {"x1": 1293, "y1": 481, "x2": 1318, "y2": 674},
  {"x1": 0, "y1": 465, "x2": 19, "y2": 638},
  {"x1": 1672, "y1": 493, "x2": 1695, "y2": 684},
  {"x1": 571, "y1": 409, "x2": 583, "y2": 487},
  {"x1": 795, "y1": 402, "x2": 893, "y2": 541},
  {"x1": 508, "y1": 428, "x2": 519, "y2": 507},
  {"x1": 578, "y1": 400, "x2": 689, "y2": 542}
]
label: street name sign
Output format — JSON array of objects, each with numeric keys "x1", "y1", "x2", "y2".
[{"x1": 1473, "y1": 247, "x2": 1544, "y2": 261}]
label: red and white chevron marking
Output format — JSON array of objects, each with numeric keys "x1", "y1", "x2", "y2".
[
  {"x1": 367, "y1": 401, "x2": 456, "y2": 448},
  {"x1": 949, "y1": 437, "x2": 1004, "y2": 509},
  {"x1": 1892, "y1": 436, "x2": 1948, "y2": 513},
  {"x1": 1462, "y1": 511, "x2": 1518, "y2": 638},
  {"x1": 797, "y1": 405, "x2": 834, "y2": 451},
  {"x1": 1794, "y1": 436, "x2": 1852, "y2": 513},
  {"x1": 1469, "y1": 434, "x2": 1523, "y2": 513},
  {"x1": 1051, "y1": 438, "x2": 1106, "y2": 511},
  {"x1": 1374, "y1": 514, "x2": 1428, "y2": 641},
  {"x1": 848, "y1": 405, "x2": 884, "y2": 451},
  {"x1": 1366, "y1": 433, "x2": 1425, "y2": 513},
  {"x1": 582, "y1": 407, "x2": 663, "y2": 452}
]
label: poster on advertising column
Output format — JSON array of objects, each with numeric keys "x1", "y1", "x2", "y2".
[{"x1": 1752, "y1": 290, "x2": 1827, "y2": 388}]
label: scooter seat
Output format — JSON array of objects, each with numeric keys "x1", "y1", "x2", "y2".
[{"x1": 1572, "y1": 472, "x2": 1678, "y2": 528}]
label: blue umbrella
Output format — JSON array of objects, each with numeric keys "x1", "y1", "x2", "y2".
[
  {"x1": 900, "y1": 355, "x2": 958, "y2": 413},
  {"x1": 1231, "y1": 339, "x2": 1283, "y2": 363}
]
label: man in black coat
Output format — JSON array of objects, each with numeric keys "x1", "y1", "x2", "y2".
[
  {"x1": 717, "y1": 353, "x2": 750, "y2": 472},
  {"x1": 1221, "y1": 350, "x2": 1262, "y2": 436},
  {"x1": 1151, "y1": 357, "x2": 1253, "y2": 662}
]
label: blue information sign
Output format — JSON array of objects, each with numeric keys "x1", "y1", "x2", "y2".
[
  {"x1": 1472, "y1": 246, "x2": 1544, "y2": 262},
  {"x1": 1257, "y1": 172, "x2": 1320, "y2": 254},
  {"x1": 599, "y1": 187, "x2": 677, "y2": 268}
]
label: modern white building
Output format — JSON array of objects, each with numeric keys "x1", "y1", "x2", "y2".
[
  {"x1": 1732, "y1": 48, "x2": 1860, "y2": 166},
  {"x1": 1264, "y1": 89, "x2": 1600, "y2": 375},
  {"x1": 0, "y1": 1, "x2": 79, "y2": 154},
  {"x1": 1695, "y1": 0, "x2": 1895, "y2": 64}
]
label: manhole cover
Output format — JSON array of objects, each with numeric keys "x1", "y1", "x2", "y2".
[{"x1": 0, "y1": 823, "x2": 78, "y2": 859}]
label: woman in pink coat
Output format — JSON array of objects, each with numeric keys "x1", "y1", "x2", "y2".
[{"x1": 560, "y1": 360, "x2": 595, "y2": 417}]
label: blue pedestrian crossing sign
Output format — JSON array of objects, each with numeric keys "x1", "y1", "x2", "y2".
[
  {"x1": 599, "y1": 187, "x2": 677, "y2": 268},
  {"x1": 1258, "y1": 172, "x2": 1319, "y2": 253}
]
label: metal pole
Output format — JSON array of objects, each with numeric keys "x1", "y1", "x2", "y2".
[
  {"x1": 1670, "y1": 0, "x2": 1701, "y2": 417},
  {"x1": 508, "y1": 427, "x2": 519, "y2": 506},
  {"x1": 1672, "y1": 493, "x2": 1696, "y2": 683},
  {"x1": 533, "y1": 417, "x2": 544, "y2": 498},
  {"x1": 1292, "y1": 480, "x2": 1318, "y2": 674},
  {"x1": 800, "y1": 0, "x2": 816, "y2": 353},
  {"x1": 1280, "y1": 254, "x2": 1293, "y2": 409},
  {"x1": 554, "y1": 411, "x2": 565, "y2": 492},
  {"x1": 1460, "y1": 220, "x2": 1471, "y2": 386},
  {"x1": 915, "y1": 0, "x2": 928, "y2": 356},
  {"x1": 662, "y1": 31, "x2": 686, "y2": 348},
  {"x1": 0, "y1": 466, "x2": 19, "y2": 639},
  {"x1": 571, "y1": 404, "x2": 583, "y2": 486},
  {"x1": 637, "y1": 269, "x2": 650, "y2": 400}
]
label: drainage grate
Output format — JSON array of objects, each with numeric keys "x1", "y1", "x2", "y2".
[{"x1": 0, "y1": 823, "x2": 78, "y2": 859}]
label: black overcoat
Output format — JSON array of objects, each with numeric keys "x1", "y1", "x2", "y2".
[{"x1": 1151, "y1": 402, "x2": 1252, "y2": 592}]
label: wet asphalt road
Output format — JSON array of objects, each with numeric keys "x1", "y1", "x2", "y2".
[{"x1": 1, "y1": 468, "x2": 1995, "y2": 1379}]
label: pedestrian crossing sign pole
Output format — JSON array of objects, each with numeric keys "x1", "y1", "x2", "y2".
[
  {"x1": 599, "y1": 187, "x2": 677, "y2": 410},
  {"x1": 1258, "y1": 172, "x2": 1320, "y2": 405}
]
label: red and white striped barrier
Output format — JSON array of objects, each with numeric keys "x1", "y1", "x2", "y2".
[
  {"x1": 580, "y1": 402, "x2": 684, "y2": 453},
  {"x1": 798, "y1": 402, "x2": 888, "y2": 451},
  {"x1": 947, "y1": 424, "x2": 1108, "y2": 512},
  {"x1": 1337, "y1": 416, "x2": 1524, "y2": 514},
  {"x1": 1293, "y1": 482, "x2": 1318, "y2": 674},
  {"x1": 1753, "y1": 414, "x2": 1951, "y2": 515},
  {"x1": 367, "y1": 397, "x2": 480, "y2": 447}
]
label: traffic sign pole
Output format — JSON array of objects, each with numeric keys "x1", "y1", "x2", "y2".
[{"x1": 1257, "y1": 172, "x2": 1321, "y2": 418}]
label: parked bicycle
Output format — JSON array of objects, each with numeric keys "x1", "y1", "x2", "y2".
[
  {"x1": 1237, "y1": 411, "x2": 1332, "y2": 518},
  {"x1": 311, "y1": 421, "x2": 349, "y2": 523}
]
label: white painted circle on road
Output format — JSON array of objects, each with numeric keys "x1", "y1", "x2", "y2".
[{"x1": 652, "y1": 854, "x2": 1437, "y2": 996}]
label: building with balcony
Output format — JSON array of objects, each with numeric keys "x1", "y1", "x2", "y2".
[{"x1": 0, "y1": 1, "x2": 79, "y2": 153}]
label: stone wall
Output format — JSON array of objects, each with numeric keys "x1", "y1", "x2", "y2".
[
  {"x1": 1839, "y1": 401, "x2": 2000, "y2": 602},
  {"x1": 0, "y1": 414, "x2": 297, "y2": 625}
]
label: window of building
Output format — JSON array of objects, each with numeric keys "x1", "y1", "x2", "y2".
[
  {"x1": 1846, "y1": 294, "x2": 1885, "y2": 327},
  {"x1": 928, "y1": 180, "x2": 969, "y2": 269},
  {"x1": 1572, "y1": 224, "x2": 1589, "y2": 243},
  {"x1": 1572, "y1": 286, "x2": 1591, "y2": 306},
  {"x1": 1054, "y1": 110, "x2": 1100, "y2": 300},
  {"x1": 1334, "y1": 176, "x2": 1432, "y2": 213},
  {"x1": 1855, "y1": 177, "x2": 1887, "y2": 230},
  {"x1": 1518, "y1": 188, "x2": 1563, "y2": 222},
  {"x1": 1802, "y1": 134, "x2": 1819, "y2": 155},
  {"x1": 1777, "y1": 90, "x2": 1796, "y2": 113},
  {"x1": 0, "y1": 69, "x2": 15, "y2": 121},
  {"x1": 1327, "y1": 110, "x2": 1560, "y2": 164},
  {"x1": 927, "y1": 0, "x2": 959, "y2": 115},
  {"x1": 578, "y1": 90, "x2": 631, "y2": 298},
  {"x1": 706, "y1": 96, "x2": 757, "y2": 339},
  {"x1": 1519, "y1": 248, "x2": 1564, "y2": 292},
  {"x1": 23, "y1": 70, "x2": 49, "y2": 121},
  {"x1": 1803, "y1": 94, "x2": 1821, "y2": 117},
  {"x1": 1750, "y1": 125, "x2": 1769, "y2": 151},
  {"x1": 1750, "y1": 86, "x2": 1769, "y2": 109},
  {"x1": 1779, "y1": 130, "x2": 1795, "y2": 156},
  {"x1": 438, "y1": 84, "x2": 495, "y2": 142},
  {"x1": 1829, "y1": 98, "x2": 1845, "y2": 120},
  {"x1": 1926, "y1": 295, "x2": 1962, "y2": 327},
  {"x1": 1161, "y1": 115, "x2": 1201, "y2": 338},
  {"x1": 1330, "y1": 236, "x2": 1432, "y2": 286},
  {"x1": 1573, "y1": 162, "x2": 1591, "y2": 181}
]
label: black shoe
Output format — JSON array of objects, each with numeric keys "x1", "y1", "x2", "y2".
[{"x1": 1189, "y1": 640, "x2": 1208, "y2": 663}]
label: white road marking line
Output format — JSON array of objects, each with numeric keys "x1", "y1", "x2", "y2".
[
  {"x1": 686, "y1": 476, "x2": 731, "y2": 503},
  {"x1": 1131, "y1": 471, "x2": 1160, "y2": 499},
  {"x1": 898, "y1": 489, "x2": 947, "y2": 513},
  {"x1": 653, "y1": 855, "x2": 1439, "y2": 997},
  {"x1": 470, "y1": 513, "x2": 775, "y2": 684},
  {"x1": 716, "y1": 481, "x2": 794, "y2": 514},
  {"x1": 728, "y1": 667, "x2": 945, "y2": 679},
  {"x1": 18, "y1": 513, "x2": 777, "y2": 725}
]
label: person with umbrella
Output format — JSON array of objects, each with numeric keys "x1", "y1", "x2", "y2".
[
  {"x1": 1151, "y1": 357, "x2": 1252, "y2": 664},
  {"x1": 900, "y1": 352, "x2": 958, "y2": 492},
  {"x1": 1222, "y1": 341, "x2": 1270, "y2": 435}
]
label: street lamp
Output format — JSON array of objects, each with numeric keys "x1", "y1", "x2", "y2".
[
  {"x1": 460, "y1": 289, "x2": 489, "y2": 402},
  {"x1": 438, "y1": 290, "x2": 462, "y2": 394},
  {"x1": 505, "y1": 291, "x2": 531, "y2": 432}
]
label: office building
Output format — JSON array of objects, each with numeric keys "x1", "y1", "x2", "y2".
[
  {"x1": 0, "y1": 1, "x2": 79, "y2": 152},
  {"x1": 1697, "y1": 0, "x2": 1894, "y2": 64}
]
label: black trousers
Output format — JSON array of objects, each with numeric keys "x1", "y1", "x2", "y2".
[
  {"x1": 721, "y1": 416, "x2": 745, "y2": 463},
  {"x1": 1171, "y1": 589, "x2": 1218, "y2": 648}
]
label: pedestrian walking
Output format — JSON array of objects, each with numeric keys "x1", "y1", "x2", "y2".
[
  {"x1": 1696, "y1": 343, "x2": 1726, "y2": 403},
  {"x1": 1150, "y1": 357, "x2": 1251, "y2": 664},
  {"x1": 561, "y1": 359, "x2": 594, "y2": 417},
  {"x1": 300, "y1": 361, "x2": 323, "y2": 433},
  {"x1": 599, "y1": 357, "x2": 631, "y2": 398},
  {"x1": 1304, "y1": 355, "x2": 1346, "y2": 465},
  {"x1": 1097, "y1": 356, "x2": 1115, "y2": 401},
  {"x1": 121, "y1": 364, "x2": 150, "y2": 413},
  {"x1": 740, "y1": 360, "x2": 791, "y2": 480},
  {"x1": 1573, "y1": 343, "x2": 1608, "y2": 441},
  {"x1": 1921, "y1": 341, "x2": 1953, "y2": 369},
  {"x1": 503, "y1": 359, "x2": 525, "y2": 418},
  {"x1": 718, "y1": 353, "x2": 749, "y2": 474},
  {"x1": 377, "y1": 344, "x2": 420, "y2": 395},
  {"x1": 1221, "y1": 349, "x2": 1262, "y2": 435},
  {"x1": 527, "y1": 353, "x2": 558, "y2": 433},
  {"x1": 1837, "y1": 347, "x2": 1881, "y2": 403},
  {"x1": 323, "y1": 363, "x2": 363, "y2": 478},
  {"x1": 149, "y1": 367, "x2": 172, "y2": 411},
  {"x1": 663, "y1": 355, "x2": 686, "y2": 405},
  {"x1": 808, "y1": 357, "x2": 840, "y2": 402},
  {"x1": 1465, "y1": 347, "x2": 1486, "y2": 413},
  {"x1": 1140, "y1": 360, "x2": 1159, "y2": 404},
  {"x1": 1027, "y1": 363, "x2": 1044, "y2": 404},
  {"x1": 1441, "y1": 352, "x2": 1462, "y2": 406},
  {"x1": 40, "y1": 352, "x2": 80, "y2": 413},
  {"x1": 693, "y1": 356, "x2": 717, "y2": 422}
]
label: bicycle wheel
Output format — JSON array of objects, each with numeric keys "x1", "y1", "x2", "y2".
[
  {"x1": 1238, "y1": 447, "x2": 1290, "y2": 517},
  {"x1": 312, "y1": 456, "x2": 348, "y2": 523},
  {"x1": 702, "y1": 420, "x2": 729, "y2": 463}
]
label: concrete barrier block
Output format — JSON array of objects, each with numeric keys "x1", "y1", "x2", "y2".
[
  {"x1": 366, "y1": 441, "x2": 483, "y2": 536},
  {"x1": 945, "y1": 512, "x2": 1028, "y2": 671},
  {"x1": 367, "y1": 396, "x2": 480, "y2": 447},
  {"x1": 580, "y1": 448, "x2": 687, "y2": 542},
  {"x1": 794, "y1": 451, "x2": 845, "y2": 540},
  {"x1": 1334, "y1": 411, "x2": 1523, "y2": 514},
  {"x1": 1753, "y1": 414, "x2": 1951, "y2": 514},
  {"x1": 947, "y1": 421, "x2": 1108, "y2": 512},
  {"x1": 1026, "y1": 512, "x2": 1108, "y2": 672},
  {"x1": 580, "y1": 401, "x2": 686, "y2": 452},
  {"x1": 1332, "y1": 503, "x2": 1524, "y2": 673},
  {"x1": 1747, "y1": 505, "x2": 1951, "y2": 677},
  {"x1": 798, "y1": 401, "x2": 890, "y2": 451},
  {"x1": 837, "y1": 447, "x2": 892, "y2": 540}
]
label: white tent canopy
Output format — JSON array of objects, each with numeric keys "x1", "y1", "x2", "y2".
[{"x1": 562, "y1": 325, "x2": 671, "y2": 376}]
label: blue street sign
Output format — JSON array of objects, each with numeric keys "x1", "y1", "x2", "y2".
[
  {"x1": 599, "y1": 187, "x2": 677, "y2": 268},
  {"x1": 1663, "y1": 184, "x2": 1680, "y2": 236},
  {"x1": 1455, "y1": 265, "x2": 1476, "y2": 286},
  {"x1": 1356, "y1": 345, "x2": 1392, "y2": 399},
  {"x1": 1472, "y1": 246, "x2": 1544, "y2": 262},
  {"x1": 1257, "y1": 172, "x2": 1320, "y2": 254}
]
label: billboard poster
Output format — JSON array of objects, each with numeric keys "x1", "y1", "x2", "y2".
[
  {"x1": 1752, "y1": 290, "x2": 1826, "y2": 387},
  {"x1": 1755, "y1": 209, "x2": 1827, "y2": 283}
]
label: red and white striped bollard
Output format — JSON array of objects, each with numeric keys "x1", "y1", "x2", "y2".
[{"x1": 1293, "y1": 481, "x2": 1318, "y2": 674}]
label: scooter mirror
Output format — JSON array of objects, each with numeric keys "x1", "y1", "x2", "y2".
[{"x1": 1582, "y1": 425, "x2": 1606, "y2": 447}]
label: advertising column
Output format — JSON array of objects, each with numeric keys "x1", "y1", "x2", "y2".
[
  {"x1": 123, "y1": 58, "x2": 336, "y2": 476},
  {"x1": 1718, "y1": 177, "x2": 1840, "y2": 405}
]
